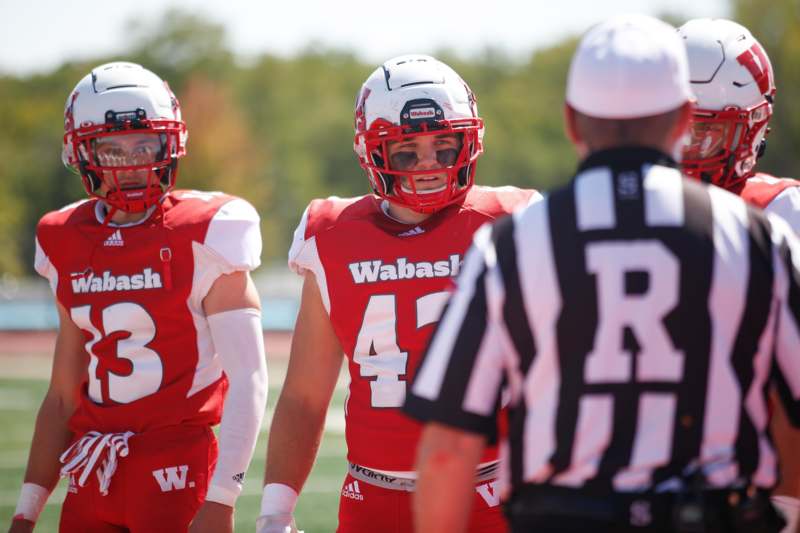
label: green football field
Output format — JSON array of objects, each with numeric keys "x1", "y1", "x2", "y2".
[{"x1": 0, "y1": 356, "x2": 348, "y2": 532}]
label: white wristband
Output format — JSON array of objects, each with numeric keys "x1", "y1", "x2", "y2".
[
  {"x1": 205, "y1": 483, "x2": 240, "y2": 508},
  {"x1": 260, "y1": 483, "x2": 299, "y2": 516},
  {"x1": 13, "y1": 483, "x2": 50, "y2": 523}
]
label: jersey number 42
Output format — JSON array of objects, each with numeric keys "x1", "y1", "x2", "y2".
[{"x1": 353, "y1": 291, "x2": 449, "y2": 408}]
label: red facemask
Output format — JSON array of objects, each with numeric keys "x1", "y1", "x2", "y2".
[
  {"x1": 66, "y1": 117, "x2": 186, "y2": 214},
  {"x1": 682, "y1": 101, "x2": 771, "y2": 191},
  {"x1": 355, "y1": 118, "x2": 483, "y2": 214}
]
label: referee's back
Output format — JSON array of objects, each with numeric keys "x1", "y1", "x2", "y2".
[
  {"x1": 486, "y1": 148, "x2": 800, "y2": 493},
  {"x1": 405, "y1": 147, "x2": 800, "y2": 532},
  {"x1": 403, "y1": 13, "x2": 800, "y2": 533}
]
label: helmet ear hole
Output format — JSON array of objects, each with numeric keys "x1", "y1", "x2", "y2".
[
  {"x1": 456, "y1": 138, "x2": 475, "y2": 186},
  {"x1": 369, "y1": 151, "x2": 394, "y2": 194},
  {"x1": 161, "y1": 161, "x2": 177, "y2": 188},
  {"x1": 79, "y1": 161, "x2": 103, "y2": 192},
  {"x1": 89, "y1": 172, "x2": 102, "y2": 192},
  {"x1": 380, "y1": 174, "x2": 394, "y2": 194},
  {"x1": 757, "y1": 139, "x2": 767, "y2": 159},
  {"x1": 457, "y1": 165, "x2": 469, "y2": 187},
  {"x1": 371, "y1": 150, "x2": 385, "y2": 168}
]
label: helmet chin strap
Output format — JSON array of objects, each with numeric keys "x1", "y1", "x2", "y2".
[
  {"x1": 100, "y1": 183, "x2": 162, "y2": 225},
  {"x1": 100, "y1": 191, "x2": 162, "y2": 226},
  {"x1": 101, "y1": 203, "x2": 118, "y2": 226},
  {"x1": 105, "y1": 187, "x2": 153, "y2": 213},
  {"x1": 99, "y1": 166, "x2": 168, "y2": 218}
]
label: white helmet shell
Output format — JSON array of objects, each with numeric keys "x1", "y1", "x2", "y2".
[
  {"x1": 678, "y1": 19, "x2": 775, "y2": 189},
  {"x1": 62, "y1": 62, "x2": 186, "y2": 168},
  {"x1": 352, "y1": 55, "x2": 484, "y2": 213},
  {"x1": 62, "y1": 62, "x2": 187, "y2": 214},
  {"x1": 679, "y1": 18, "x2": 774, "y2": 111},
  {"x1": 355, "y1": 54, "x2": 480, "y2": 141}
]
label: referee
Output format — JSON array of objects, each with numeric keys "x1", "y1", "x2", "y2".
[{"x1": 403, "y1": 14, "x2": 800, "y2": 533}]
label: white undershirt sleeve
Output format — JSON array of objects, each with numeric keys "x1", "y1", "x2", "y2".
[
  {"x1": 34, "y1": 237, "x2": 58, "y2": 294},
  {"x1": 765, "y1": 187, "x2": 800, "y2": 236},
  {"x1": 205, "y1": 307, "x2": 268, "y2": 506}
]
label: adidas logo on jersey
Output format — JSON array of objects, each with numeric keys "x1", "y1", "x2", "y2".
[
  {"x1": 348, "y1": 254, "x2": 462, "y2": 284},
  {"x1": 342, "y1": 480, "x2": 364, "y2": 501},
  {"x1": 397, "y1": 226, "x2": 425, "y2": 237},
  {"x1": 70, "y1": 268, "x2": 163, "y2": 294},
  {"x1": 103, "y1": 229, "x2": 124, "y2": 247}
]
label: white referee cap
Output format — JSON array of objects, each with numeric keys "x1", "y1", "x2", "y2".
[{"x1": 566, "y1": 14, "x2": 692, "y2": 119}]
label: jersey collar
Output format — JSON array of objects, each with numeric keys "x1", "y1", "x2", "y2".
[
  {"x1": 369, "y1": 194, "x2": 466, "y2": 236},
  {"x1": 94, "y1": 200, "x2": 158, "y2": 228},
  {"x1": 578, "y1": 147, "x2": 677, "y2": 173}
]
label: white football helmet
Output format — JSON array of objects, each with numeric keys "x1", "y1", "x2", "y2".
[
  {"x1": 678, "y1": 19, "x2": 775, "y2": 190},
  {"x1": 353, "y1": 55, "x2": 484, "y2": 213},
  {"x1": 62, "y1": 62, "x2": 187, "y2": 213}
]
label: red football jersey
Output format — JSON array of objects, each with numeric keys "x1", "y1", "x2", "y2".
[
  {"x1": 739, "y1": 173, "x2": 800, "y2": 233},
  {"x1": 289, "y1": 186, "x2": 540, "y2": 470},
  {"x1": 35, "y1": 190, "x2": 262, "y2": 434}
]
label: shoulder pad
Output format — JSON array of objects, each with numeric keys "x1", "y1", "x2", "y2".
[
  {"x1": 301, "y1": 195, "x2": 374, "y2": 239},
  {"x1": 464, "y1": 186, "x2": 541, "y2": 217},
  {"x1": 203, "y1": 197, "x2": 262, "y2": 271}
]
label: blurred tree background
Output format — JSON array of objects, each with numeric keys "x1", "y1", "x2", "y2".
[{"x1": 0, "y1": 1, "x2": 797, "y2": 276}]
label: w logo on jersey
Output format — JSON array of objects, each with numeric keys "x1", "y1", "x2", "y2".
[
  {"x1": 152, "y1": 465, "x2": 194, "y2": 492},
  {"x1": 475, "y1": 481, "x2": 501, "y2": 507}
]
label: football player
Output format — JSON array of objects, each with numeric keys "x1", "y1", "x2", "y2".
[
  {"x1": 256, "y1": 55, "x2": 540, "y2": 533},
  {"x1": 679, "y1": 18, "x2": 800, "y2": 532},
  {"x1": 679, "y1": 19, "x2": 800, "y2": 227},
  {"x1": 9, "y1": 62, "x2": 267, "y2": 533}
]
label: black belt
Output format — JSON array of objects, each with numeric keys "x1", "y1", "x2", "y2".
[{"x1": 506, "y1": 484, "x2": 786, "y2": 533}]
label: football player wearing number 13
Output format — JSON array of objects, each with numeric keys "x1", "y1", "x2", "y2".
[
  {"x1": 9, "y1": 62, "x2": 267, "y2": 533},
  {"x1": 257, "y1": 55, "x2": 540, "y2": 533}
]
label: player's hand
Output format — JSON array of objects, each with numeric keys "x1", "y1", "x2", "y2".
[
  {"x1": 189, "y1": 501, "x2": 234, "y2": 533},
  {"x1": 255, "y1": 512, "x2": 303, "y2": 533},
  {"x1": 8, "y1": 518, "x2": 35, "y2": 533}
]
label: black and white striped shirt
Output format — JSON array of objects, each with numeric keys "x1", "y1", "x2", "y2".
[{"x1": 404, "y1": 148, "x2": 800, "y2": 495}]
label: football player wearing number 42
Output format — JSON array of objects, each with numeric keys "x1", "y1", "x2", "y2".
[
  {"x1": 257, "y1": 55, "x2": 540, "y2": 533},
  {"x1": 9, "y1": 62, "x2": 267, "y2": 533}
]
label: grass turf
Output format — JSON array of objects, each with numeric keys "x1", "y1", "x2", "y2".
[{"x1": 0, "y1": 374, "x2": 348, "y2": 532}]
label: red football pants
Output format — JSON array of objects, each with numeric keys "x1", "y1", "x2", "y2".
[
  {"x1": 336, "y1": 472, "x2": 507, "y2": 533},
  {"x1": 59, "y1": 424, "x2": 217, "y2": 533}
]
